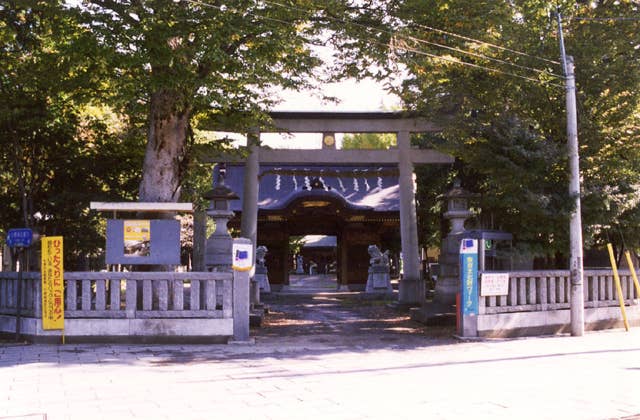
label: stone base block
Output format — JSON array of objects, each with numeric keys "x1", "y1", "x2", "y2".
[
  {"x1": 255, "y1": 273, "x2": 271, "y2": 293},
  {"x1": 365, "y1": 271, "x2": 393, "y2": 293}
]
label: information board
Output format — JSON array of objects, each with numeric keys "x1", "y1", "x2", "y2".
[
  {"x1": 106, "y1": 219, "x2": 180, "y2": 265},
  {"x1": 480, "y1": 273, "x2": 510, "y2": 296}
]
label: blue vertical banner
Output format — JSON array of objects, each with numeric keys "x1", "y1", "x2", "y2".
[{"x1": 460, "y1": 238, "x2": 479, "y2": 316}]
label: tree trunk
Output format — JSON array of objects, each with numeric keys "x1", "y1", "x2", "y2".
[{"x1": 138, "y1": 90, "x2": 190, "y2": 202}]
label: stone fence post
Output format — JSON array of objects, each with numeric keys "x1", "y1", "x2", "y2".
[{"x1": 232, "y1": 237, "x2": 252, "y2": 342}]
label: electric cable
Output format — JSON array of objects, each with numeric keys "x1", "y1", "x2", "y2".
[
  {"x1": 180, "y1": 0, "x2": 564, "y2": 87},
  {"x1": 407, "y1": 23, "x2": 561, "y2": 66},
  {"x1": 572, "y1": 17, "x2": 640, "y2": 21},
  {"x1": 394, "y1": 43, "x2": 564, "y2": 88},
  {"x1": 402, "y1": 35, "x2": 564, "y2": 79},
  {"x1": 259, "y1": 0, "x2": 562, "y2": 76}
]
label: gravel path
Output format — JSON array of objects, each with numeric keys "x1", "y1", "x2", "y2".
[{"x1": 256, "y1": 292, "x2": 456, "y2": 349}]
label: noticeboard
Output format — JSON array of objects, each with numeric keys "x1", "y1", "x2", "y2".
[{"x1": 105, "y1": 219, "x2": 180, "y2": 265}]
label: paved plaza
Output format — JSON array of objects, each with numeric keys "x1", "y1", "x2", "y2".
[{"x1": 2, "y1": 284, "x2": 640, "y2": 420}]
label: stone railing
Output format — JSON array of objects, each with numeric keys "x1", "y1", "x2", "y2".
[
  {"x1": 480, "y1": 270, "x2": 639, "y2": 315},
  {"x1": 0, "y1": 270, "x2": 244, "y2": 343},
  {"x1": 473, "y1": 269, "x2": 640, "y2": 337},
  {"x1": 0, "y1": 272, "x2": 40, "y2": 317},
  {"x1": 0, "y1": 272, "x2": 232, "y2": 318}
]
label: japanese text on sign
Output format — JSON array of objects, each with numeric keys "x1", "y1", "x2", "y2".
[
  {"x1": 41, "y1": 237, "x2": 64, "y2": 330},
  {"x1": 480, "y1": 273, "x2": 510, "y2": 296},
  {"x1": 459, "y1": 238, "x2": 479, "y2": 316},
  {"x1": 6, "y1": 228, "x2": 32, "y2": 248}
]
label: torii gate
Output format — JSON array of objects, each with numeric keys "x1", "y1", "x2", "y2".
[{"x1": 210, "y1": 111, "x2": 453, "y2": 305}]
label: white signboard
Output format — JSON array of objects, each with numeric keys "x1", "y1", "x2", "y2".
[
  {"x1": 480, "y1": 272, "x2": 509, "y2": 296},
  {"x1": 232, "y1": 242, "x2": 253, "y2": 272}
]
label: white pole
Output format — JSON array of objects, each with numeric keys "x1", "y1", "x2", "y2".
[
  {"x1": 557, "y1": 9, "x2": 585, "y2": 336},
  {"x1": 565, "y1": 56, "x2": 585, "y2": 336}
]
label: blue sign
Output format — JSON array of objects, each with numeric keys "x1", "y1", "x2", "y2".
[
  {"x1": 6, "y1": 228, "x2": 33, "y2": 248},
  {"x1": 459, "y1": 238, "x2": 479, "y2": 316},
  {"x1": 235, "y1": 250, "x2": 249, "y2": 261}
]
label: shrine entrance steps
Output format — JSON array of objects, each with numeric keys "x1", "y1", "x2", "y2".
[
  {"x1": 274, "y1": 274, "x2": 400, "y2": 295},
  {"x1": 280, "y1": 274, "x2": 339, "y2": 294}
]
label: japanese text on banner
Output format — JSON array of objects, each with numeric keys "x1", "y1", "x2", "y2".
[{"x1": 41, "y1": 237, "x2": 64, "y2": 330}]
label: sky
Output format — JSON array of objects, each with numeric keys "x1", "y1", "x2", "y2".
[
  {"x1": 273, "y1": 78, "x2": 399, "y2": 113},
  {"x1": 260, "y1": 39, "x2": 401, "y2": 149},
  {"x1": 255, "y1": 78, "x2": 400, "y2": 149}
]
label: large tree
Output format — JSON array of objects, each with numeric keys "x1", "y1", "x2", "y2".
[
  {"x1": 79, "y1": 0, "x2": 389, "y2": 203},
  {"x1": 373, "y1": 1, "x2": 640, "y2": 261},
  {"x1": 0, "y1": 1, "x2": 145, "y2": 267}
]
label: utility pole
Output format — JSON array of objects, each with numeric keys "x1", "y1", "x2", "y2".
[{"x1": 557, "y1": 9, "x2": 585, "y2": 336}]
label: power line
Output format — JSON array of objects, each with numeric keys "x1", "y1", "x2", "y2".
[
  {"x1": 403, "y1": 34, "x2": 564, "y2": 79},
  {"x1": 181, "y1": 0, "x2": 563, "y2": 88},
  {"x1": 411, "y1": 23, "x2": 562, "y2": 66},
  {"x1": 572, "y1": 17, "x2": 640, "y2": 21},
  {"x1": 396, "y1": 43, "x2": 564, "y2": 88},
  {"x1": 259, "y1": 0, "x2": 562, "y2": 78}
]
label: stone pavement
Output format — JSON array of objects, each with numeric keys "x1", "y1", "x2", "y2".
[{"x1": 2, "y1": 290, "x2": 640, "y2": 420}]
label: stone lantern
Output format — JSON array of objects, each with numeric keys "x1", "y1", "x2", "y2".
[
  {"x1": 443, "y1": 179, "x2": 474, "y2": 234},
  {"x1": 429, "y1": 180, "x2": 477, "y2": 307},
  {"x1": 203, "y1": 184, "x2": 239, "y2": 272}
]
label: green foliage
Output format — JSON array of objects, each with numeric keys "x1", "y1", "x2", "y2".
[
  {"x1": 0, "y1": 2, "x2": 144, "y2": 268},
  {"x1": 289, "y1": 236, "x2": 306, "y2": 258},
  {"x1": 77, "y1": 0, "x2": 380, "y2": 202},
  {"x1": 373, "y1": 1, "x2": 640, "y2": 261},
  {"x1": 342, "y1": 132, "x2": 397, "y2": 149},
  {"x1": 4, "y1": 0, "x2": 638, "y2": 268},
  {"x1": 77, "y1": 1, "x2": 352, "y2": 126}
]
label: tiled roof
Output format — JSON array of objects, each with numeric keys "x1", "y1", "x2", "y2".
[{"x1": 223, "y1": 164, "x2": 400, "y2": 212}]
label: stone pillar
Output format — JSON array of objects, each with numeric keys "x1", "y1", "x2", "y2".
[
  {"x1": 232, "y1": 237, "x2": 251, "y2": 342},
  {"x1": 192, "y1": 210, "x2": 207, "y2": 271},
  {"x1": 241, "y1": 133, "x2": 260, "y2": 304},
  {"x1": 2, "y1": 244, "x2": 12, "y2": 271},
  {"x1": 397, "y1": 130, "x2": 423, "y2": 305},
  {"x1": 338, "y1": 230, "x2": 349, "y2": 291},
  {"x1": 282, "y1": 241, "x2": 290, "y2": 289}
]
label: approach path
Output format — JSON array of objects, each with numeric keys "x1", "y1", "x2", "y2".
[{"x1": 1, "y1": 280, "x2": 640, "y2": 420}]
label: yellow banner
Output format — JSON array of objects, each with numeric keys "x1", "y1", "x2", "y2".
[{"x1": 41, "y1": 236, "x2": 64, "y2": 330}]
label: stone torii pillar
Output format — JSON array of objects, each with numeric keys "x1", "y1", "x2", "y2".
[
  {"x1": 206, "y1": 112, "x2": 453, "y2": 304},
  {"x1": 397, "y1": 130, "x2": 423, "y2": 305},
  {"x1": 240, "y1": 132, "x2": 260, "y2": 305}
]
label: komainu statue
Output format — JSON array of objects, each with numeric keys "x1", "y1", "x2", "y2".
[
  {"x1": 367, "y1": 245, "x2": 390, "y2": 268},
  {"x1": 366, "y1": 245, "x2": 392, "y2": 293},
  {"x1": 254, "y1": 245, "x2": 270, "y2": 293}
]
